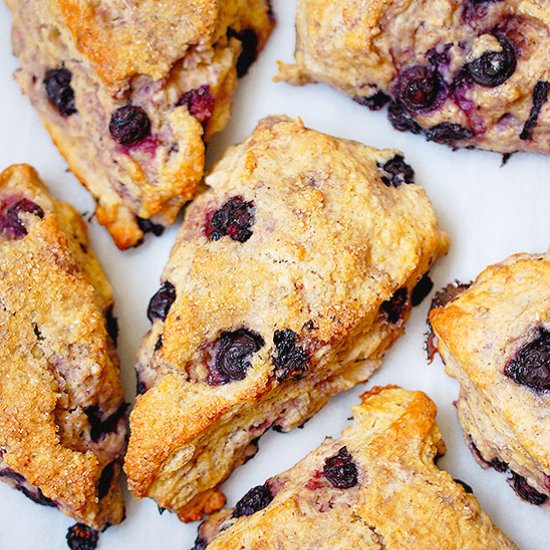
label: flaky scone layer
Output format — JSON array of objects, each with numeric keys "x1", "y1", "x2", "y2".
[
  {"x1": 0, "y1": 165, "x2": 126, "y2": 529},
  {"x1": 430, "y1": 251, "x2": 550, "y2": 507},
  {"x1": 7, "y1": 0, "x2": 274, "y2": 248},
  {"x1": 125, "y1": 116, "x2": 449, "y2": 520},
  {"x1": 278, "y1": 0, "x2": 550, "y2": 154},
  {"x1": 196, "y1": 386, "x2": 515, "y2": 549}
]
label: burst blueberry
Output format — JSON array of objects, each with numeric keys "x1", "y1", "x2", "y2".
[
  {"x1": 381, "y1": 288, "x2": 408, "y2": 324},
  {"x1": 0, "y1": 198, "x2": 44, "y2": 239},
  {"x1": 147, "y1": 281, "x2": 176, "y2": 322},
  {"x1": 44, "y1": 67, "x2": 77, "y2": 117},
  {"x1": 509, "y1": 472, "x2": 548, "y2": 505},
  {"x1": 177, "y1": 85, "x2": 215, "y2": 124},
  {"x1": 206, "y1": 196, "x2": 255, "y2": 243},
  {"x1": 426, "y1": 122, "x2": 474, "y2": 145},
  {"x1": 393, "y1": 65, "x2": 445, "y2": 113},
  {"x1": 323, "y1": 446, "x2": 358, "y2": 489},
  {"x1": 109, "y1": 104, "x2": 151, "y2": 146},
  {"x1": 233, "y1": 483, "x2": 273, "y2": 517},
  {"x1": 272, "y1": 329, "x2": 308, "y2": 381},
  {"x1": 378, "y1": 155, "x2": 415, "y2": 188}
]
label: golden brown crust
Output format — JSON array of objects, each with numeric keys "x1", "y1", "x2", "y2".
[
  {"x1": 196, "y1": 386, "x2": 516, "y2": 549},
  {"x1": 0, "y1": 165, "x2": 126, "y2": 528},
  {"x1": 124, "y1": 116, "x2": 449, "y2": 518},
  {"x1": 7, "y1": 0, "x2": 274, "y2": 248},
  {"x1": 430, "y1": 251, "x2": 550, "y2": 504}
]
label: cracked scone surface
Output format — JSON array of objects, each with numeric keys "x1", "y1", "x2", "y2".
[
  {"x1": 278, "y1": 0, "x2": 550, "y2": 154},
  {"x1": 124, "y1": 116, "x2": 449, "y2": 520},
  {"x1": 7, "y1": 0, "x2": 274, "y2": 249},
  {"x1": 430, "y1": 251, "x2": 550, "y2": 508},
  {"x1": 0, "y1": 165, "x2": 126, "y2": 529},
  {"x1": 194, "y1": 386, "x2": 516, "y2": 549}
]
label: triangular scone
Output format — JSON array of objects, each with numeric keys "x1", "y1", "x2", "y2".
[
  {"x1": 6, "y1": 0, "x2": 274, "y2": 249},
  {"x1": 277, "y1": 0, "x2": 550, "y2": 154},
  {"x1": 124, "y1": 116, "x2": 449, "y2": 520},
  {"x1": 0, "y1": 165, "x2": 126, "y2": 529},
  {"x1": 194, "y1": 386, "x2": 516, "y2": 549},
  {"x1": 430, "y1": 251, "x2": 550, "y2": 508}
]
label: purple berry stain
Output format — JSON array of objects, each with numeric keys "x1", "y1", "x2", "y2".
[
  {"x1": 66, "y1": 523, "x2": 99, "y2": 550},
  {"x1": 272, "y1": 329, "x2": 309, "y2": 381},
  {"x1": 233, "y1": 483, "x2": 273, "y2": 517},
  {"x1": 504, "y1": 328, "x2": 550, "y2": 393},
  {"x1": 147, "y1": 281, "x2": 176, "y2": 323},
  {"x1": 109, "y1": 104, "x2": 151, "y2": 146},
  {"x1": 208, "y1": 328, "x2": 265, "y2": 385},
  {"x1": 0, "y1": 198, "x2": 44, "y2": 240},
  {"x1": 44, "y1": 67, "x2": 77, "y2": 117},
  {"x1": 206, "y1": 196, "x2": 255, "y2": 243},
  {"x1": 177, "y1": 85, "x2": 215, "y2": 124},
  {"x1": 323, "y1": 446, "x2": 358, "y2": 489}
]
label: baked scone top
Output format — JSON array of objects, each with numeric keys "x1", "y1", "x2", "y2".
[
  {"x1": 11, "y1": 0, "x2": 273, "y2": 87},
  {"x1": 125, "y1": 116, "x2": 449, "y2": 496},
  {"x1": 430, "y1": 251, "x2": 550, "y2": 472},
  {"x1": 0, "y1": 165, "x2": 126, "y2": 529},
  {"x1": 196, "y1": 386, "x2": 515, "y2": 549}
]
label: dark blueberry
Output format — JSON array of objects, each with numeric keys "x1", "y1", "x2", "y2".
[
  {"x1": 85, "y1": 404, "x2": 127, "y2": 442},
  {"x1": 136, "y1": 216, "x2": 165, "y2": 237},
  {"x1": 323, "y1": 446, "x2": 358, "y2": 489},
  {"x1": 393, "y1": 65, "x2": 445, "y2": 113},
  {"x1": 509, "y1": 472, "x2": 548, "y2": 505},
  {"x1": 378, "y1": 154, "x2": 415, "y2": 188},
  {"x1": 520, "y1": 81, "x2": 550, "y2": 141},
  {"x1": 136, "y1": 379, "x2": 147, "y2": 395},
  {"x1": 387, "y1": 101, "x2": 423, "y2": 134},
  {"x1": 233, "y1": 483, "x2": 273, "y2": 517},
  {"x1": 453, "y1": 478, "x2": 474, "y2": 494},
  {"x1": 191, "y1": 536, "x2": 208, "y2": 550},
  {"x1": 109, "y1": 104, "x2": 151, "y2": 146},
  {"x1": 467, "y1": 437, "x2": 509, "y2": 472},
  {"x1": 0, "y1": 470, "x2": 26, "y2": 484},
  {"x1": 272, "y1": 329, "x2": 309, "y2": 381},
  {"x1": 208, "y1": 328, "x2": 265, "y2": 385},
  {"x1": 177, "y1": 85, "x2": 215, "y2": 124},
  {"x1": 353, "y1": 91, "x2": 391, "y2": 111},
  {"x1": 411, "y1": 273, "x2": 434, "y2": 306},
  {"x1": 229, "y1": 28, "x2": 259, "y2": 77},
  {"x1": 206, "y1": 196, "x2": 255, "y2": 243},
  {"x1": 66, "y1": 523, "x2": 99, "y2": 550},
  {"x1": 425, "y1": 122, "x2": 474, "y2": 145},
  {"x1": 489, "y1": 457, "x2": 509, "y2": 473},
  {"x1": 504, "y1": 328, "x2": 550, "y2": 393},
  {"x1": 154, "y1": 335, "x2": 163, "y2": 351},
  {"x1": 430, "y1": 282, "x2": 471, "y2": 311},
  {"x1": 381, "y1": 287, "x2": 408, "y2": 324},
  {"x1": 97, "y1": 462, "x2": 115, "y2": 500},
  {"x1": 465, "y1": 36, "x2": 516, "y2": 88},
  {"x1": 19, "y1": 485, "x2": 57, "y2": 507},
  {"x1": 147, "y1": 282, "x2": 176, "y2": 323},
  {"x1": 43, "y1": 68, "x2": 77, "y2": 117},
  {"x1": 0, "y1": 198, "x2": 44, "y2": 239},
  {"x1": 104, "y1": 305, "x2": 119, "y2": 346}
]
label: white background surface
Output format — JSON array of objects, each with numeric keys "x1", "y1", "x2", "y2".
[{"x1": 0, "y1": 1, "x2": 549, "y2": 548}]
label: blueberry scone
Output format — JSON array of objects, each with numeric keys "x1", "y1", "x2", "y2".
[
  {"x1": 430, "y1": 251, "x2": 550, "y2": 508},
  {"x1": 124, "y1": 116, "x2": 449, "y2": 520},
  {"x1": 193, "y1": 386, "x2": 515, "y2": 549},
  {"x1": 278, "y1": 0, "x2": 550, "y2": 154},
  {"x1": 0, "y1": 165, "x2": 126, "y2": 528},
  {"x1": 7, "y1": 0, "x2": 274, "y2": 249}
]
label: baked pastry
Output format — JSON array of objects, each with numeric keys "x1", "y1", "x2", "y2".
[
  {"x1": 7, "y1": 0, "x2": 274, "y2": 249},
  {"x1": 193, "y1": 386, "x2": 515, "y2": 549},
  {"x1": 277, "y1": 0, "x2": 550, "y2": 155},
  {"x1": 429, "y1": 251, "x2": 550, "y2": 508},
  {"x1": 124, "y1": 116, "x2": 449, "y2": 520},
  {"x1": 0, "y1": 164, "x2": 126, "y2": 528}
]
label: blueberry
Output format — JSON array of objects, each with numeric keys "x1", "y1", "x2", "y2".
[
  {"x1": 97, "y1": 462, "x2": 114, "y2": 500},
  {"x1": 104, "y1": 305, "x2": 119, "y2": 346},
  {"x1": 466, "y1": 36, "x2": 516, "y2": 88},
  {"x1": 509, "y1": 472, "x2": 548, "y2": 505},
  {"x1": 136, "y1": 216, "x2": 165, "y2": 237},
  {"x1": 177, "y1": 85, "x2": 215, "y2": 124},
  {"x1": 378, "y1": 154, "x2": 415, "y2": 188},
  {"x1": 206, "y1": 196, "x2": 255, "y2": 243},
  {"x1": 228, "y1": 28, "x2": 259, "y2": 77},
  {"x1": 425, "y1": 122, "x2": 474, "y2": 144},
  {"x1": 353, "y1": 91, "x2": 390, "y2": 111},
  {"x1": 147, "y1": 282, "x2": 176, "y2": 323},
  {"x1": 504, "y1": 328, "x2": 550, "y2": 393},
  {"x1": 208, "y1": 328, "x2": 265, "y2": 385},
  {"x1": 381, "y1": 287, "x2": 408, "y2": 324},
  {"x1": 387, "y1": 101, "x2": 423, "y2": 134},
  {"x1": 393, "y1": 65, "x2": 445, "y2": 113},
  {"x1": 0, "y1": 469, "x2": 56, "y2": 507},
  {"x1": 272, "y1": 329, "x2": 308, "y2": 381},
  {"x1": 453, "y1": 478, "x2": 474, "y2": 494},
  {"x1": 0, "y1": 198, "x2": 44, "y2": 239},
  {"x1": 233, "y1": 483, "x2": 273, "y2": 517},
  {"x1": 323, "y1": 447, "x2": 358, "y2": 489},
  {"x1": 489, "y1": 457, "x2": 509, "y2": 472},
  {"x1": 520, "y1": 80, "x2": 550, "y2": 141},
  {"x1": 109, "y1": 104, "x2": 151, "y2": 146},
  {"x1": 43, "y1": 68, "x2": 77, "y2": 117},
  {"x1": 85, "y1": 404, "x2": 127, "y2": 442},
  {"x1": 411, "y1": 273, "x2": 434, "y2": 306},
  {"x1": 66, "y1": 523, "x2": 99, "y2": 550}
]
